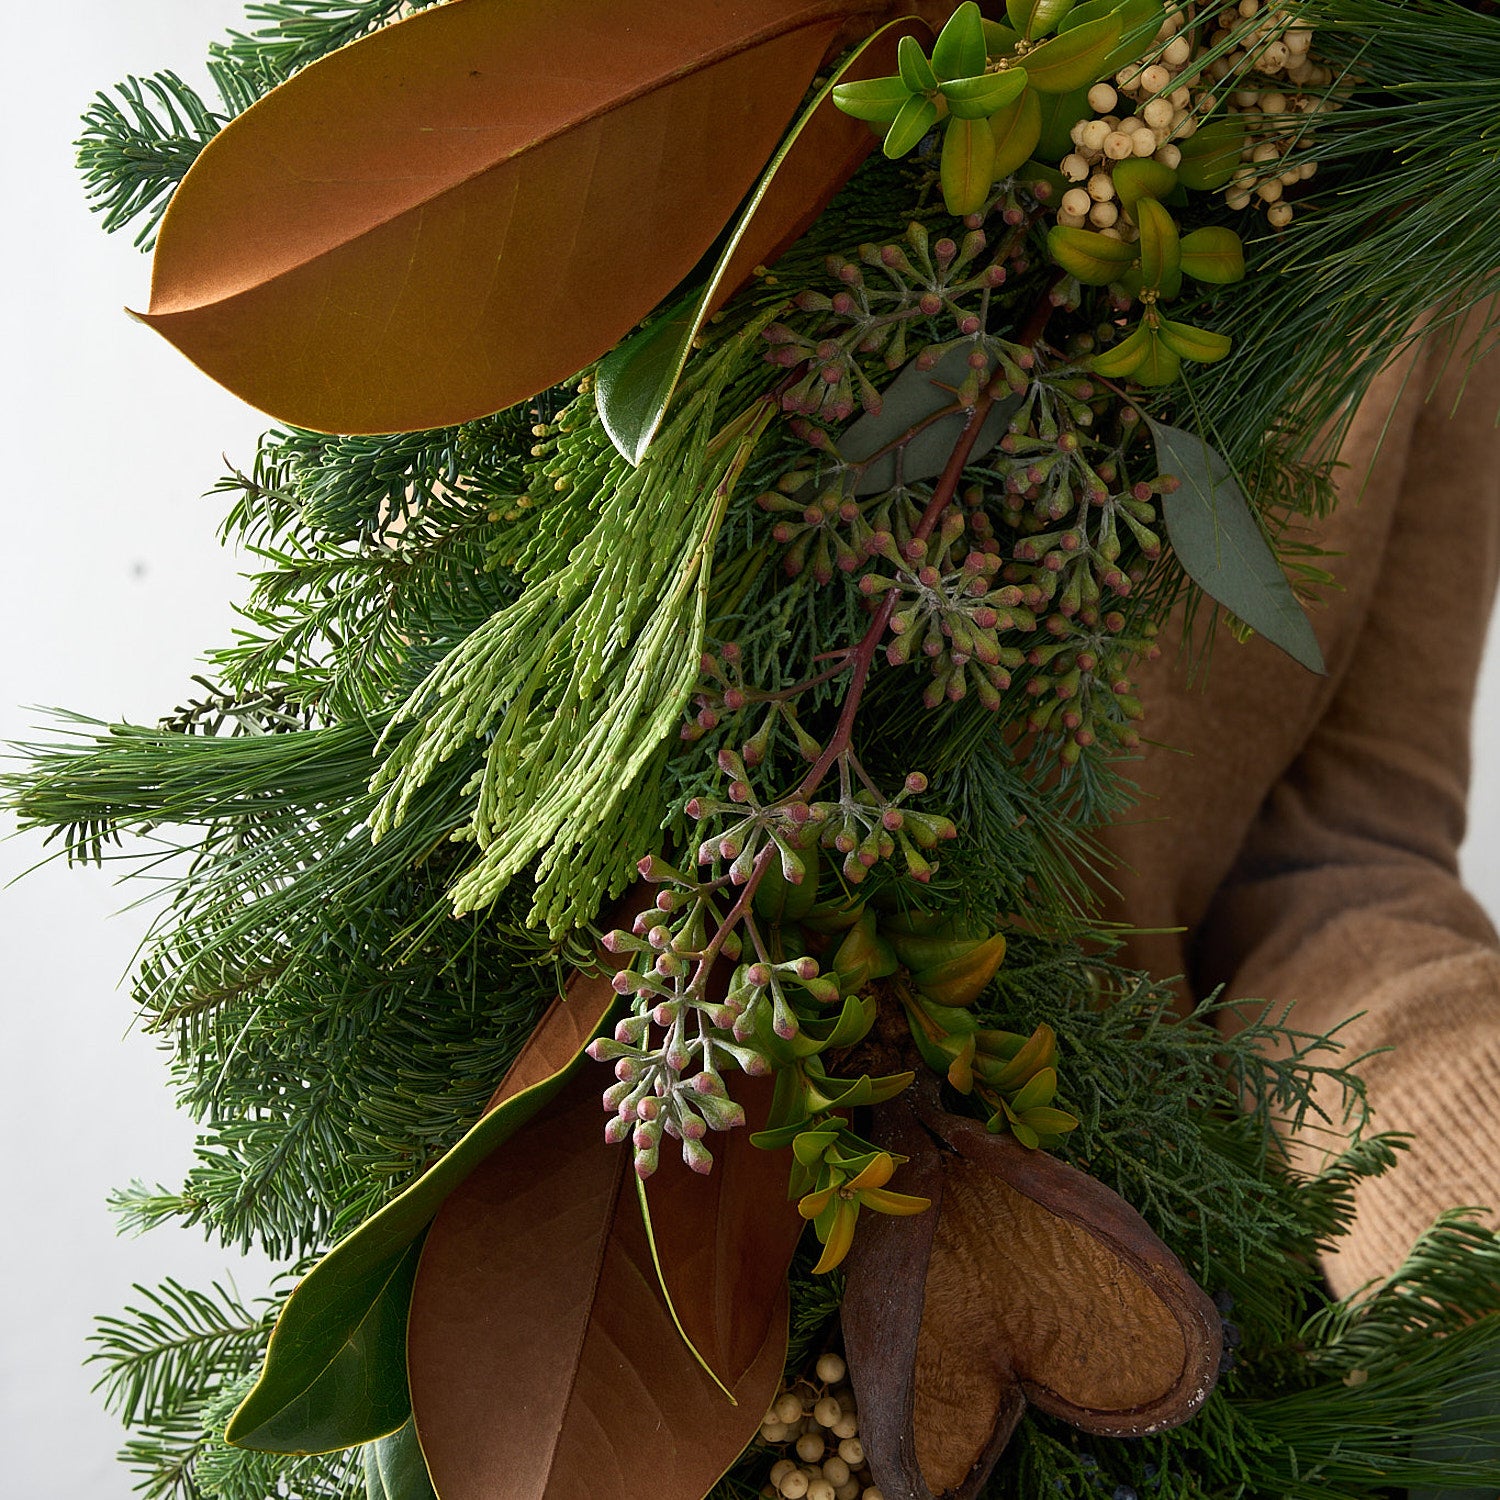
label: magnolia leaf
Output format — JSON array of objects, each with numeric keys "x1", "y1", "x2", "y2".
[
  {"x1": 226, "y1": 967, "x2": 621, "y2": 1453},
  {"x1": 1148, "y1": 419, "x2": 1325, "y2": 673},
  {"x1": 843, "y1": 1086, "x2": 1221, "y2": 1500},
  {"x1": 1006, "y1": 0, "x2": 1075, "y2": 41},
  {"x1": 1018, "y1": 15, "x2": 1120, "y2": 93},
  {"x1": 406, "y1": 1067, "x2": 799, "y2": 1500},
  {"x1": 139, "y1": 0, "x2": 863, "y2": 435},
  {"x1": 842, "y1": 344, "x2": 1023, "y2": 494},
  {"x1": 599, "y1": 20, "x2": 927, "y2": 465},
  {"x1": 363, "y1": 1420, "x2": 438, "y2": 1500}
]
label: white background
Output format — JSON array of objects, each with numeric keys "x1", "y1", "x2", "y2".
[{"x1": 5, "y1": 6, "x2": 1500, "y2": 1499}]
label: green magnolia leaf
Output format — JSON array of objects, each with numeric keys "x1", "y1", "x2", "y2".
[
  {"x1": 982, "y1": 20, "x2": 1024, "y2": 55},
  {"x1": 942, "y1": 115, "x2": 998, "y2": 215},
  {"x1": 1157, "y1": 317, "x2": 1232, "y2": 363},
  {"x1": 1048, "y1": 224, "x2": 1135, "y2": 284},
  {"x1": 831, "y1": 74, "x2": 913, "y2": 122},
  {"x1": 1180, "y1": 225, "x2": 1247, "y2": 283},
  {"x1": 1112, "y1": 156, "x2": 1177, "y2": 213},
  {"x1": 1033, "y1": 84, "x2": 1091, "y2": 160},
  {"x1": 1007, "y1": 0, "x2": 1076, "y2": 41},
  {"x1": 898, "y1": 33, "x2": 938, "y2": 92},
  {"x1": 229, "y1": 1237, "x2": 424, "y2": 1455},
  {"x1": 226, "y1": 979, "x2": 617, "y2": 1453},
  {"x1": 941, "y1": 69, "x2": 1029, "y2": 119},
  {"x1": 599, "y1": 22, "x2": 925, "y2": 463},
  {"x1": 1149, "y1": 419, "x2": 1325, "y2": 673},
  {"x1": 1136, "y1": 196, "x2": 1181, "y2": 293},
  {"x1": 841, "y1": 344, "x2": 1023, "y2": 494},
  {"x1": 991, "y1": 87, "x2": 1044, "y2": 177},
  {"x1": 886, "y1": 92, "x2": 941, "y2": 156},
  {"x1": 1176, "y1": 117, "x2": 1246, "y2": 191},
  {"x1": 932, "y1": 1, "x2": 988, "y2": 79},
  {"x1": 364, "y1": 1420, "x2": 438, "y2": 1500},
  {"x1": 1020, "y1": 15, "x2": 1120, "y2": 92}
]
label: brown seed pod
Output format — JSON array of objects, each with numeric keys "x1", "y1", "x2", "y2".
[{"x1": 841, "y1": 1081, "x2": 1221, "y2": 1500}]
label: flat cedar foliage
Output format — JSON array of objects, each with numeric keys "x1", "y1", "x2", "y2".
[{"x1": 13, "y1": 1, "x2": 1500, "y2": 1499}]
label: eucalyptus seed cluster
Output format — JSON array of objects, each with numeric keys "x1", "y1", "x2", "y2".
[
  {"x1": 762, "y1": 220, "x2": 1018, "y2": 424},
  {"x1": 759, "y1": 1354, "x2": 884, "y2": 1500}
]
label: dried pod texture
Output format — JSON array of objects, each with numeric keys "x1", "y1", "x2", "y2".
[{"x1": 842, "y1": 1086, "x2": 1221, "y2": 1500}]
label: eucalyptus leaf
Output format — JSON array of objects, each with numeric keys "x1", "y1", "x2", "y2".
[
  {"x1": 226, "y1": 984, "x2": 616, "y2": 1453},
  {"x1": 364, "y1": 1419, "x2": 439, "y2": 1500},
  {"x1": 1148, "y1": 420, "x2": 1324, "y2": 673},
  {"x1": 842, "y1": 345, "x2": 1023, "y2": 494},
  {"x1": 597, "y1": 21, "x2": 926, "y2": 465}
]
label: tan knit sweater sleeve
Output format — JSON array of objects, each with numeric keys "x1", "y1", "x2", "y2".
[{"x1": 1096, "y1": 320, "x2": 1500, "y2": 1298}]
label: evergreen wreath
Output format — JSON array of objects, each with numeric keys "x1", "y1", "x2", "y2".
[{"x1": 13, "y1": 1, "x2": 1500, "y2": 1497}]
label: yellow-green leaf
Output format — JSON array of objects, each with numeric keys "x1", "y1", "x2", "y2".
[
  {"x1": 1133, "y1": 328, "x2": 1182, "y2": 386},
  {"x1": 1048, "y1": 223, "x2": 1136, "y2": 284},
  {"x1": 941, "y1": 67, "x2": 1030, "y2": 119},
  {"x1": 1006, "y1": 0, "x2": 1077, "y2": 41},
  {"x1": 1113, "y1": 156, "x2": 1177, "y2": 214},
  {"x1": 1177, "y1": 116, "x2": 1246, "y2": 191},
  {"x1": 942, "y1": 115, "x2": 999, "y2": 215},
  {"x1": 1020, "y1": 14, "x2": 1121, "y2": 92},
  {"x1": 1090, "y1": 322, "x2": 1152, "y2": 379},
  {"x1": 983, "y1": 19, "x2": 1025, "y2": 55},
  {"x1": 1158, "y1": 317, "x2": 1232, "y2": 364},
  {"x1": 898, "y1": 32, "x2": 939, "y2": 92},
  {"x1": 991, "y1": 86, "x2": 1044, "y2": 178},
  {"x1": 1180, "y1": 225, "x2": 1247, "y2": 284},
  {"x1": 832, "y1": 75, "x2": 913, "y2": 122},
  {"x1": 886, "y1": 92, "x2": 941, "y2": 156},
  {"x1": 932, "y1": 1, "x2": 989, "y2": 79},
  {"x1": 1033, "y1": 83, "x2": 1091, "y2": 158},
  {"x1": 1136, "y1": 195, "x2": 1181, "y2": 292}
]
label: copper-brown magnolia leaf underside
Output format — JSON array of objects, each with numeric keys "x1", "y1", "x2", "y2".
[
  {"x1": 407, "y1": 1068, "x2": 804, "y2": 1500},
  {"x1": 140, "y1": 0, "x2": 891, "y2": 434},
  {"x1": 842, "y1": 1088, "x2": 1221, "y2": 1500}
]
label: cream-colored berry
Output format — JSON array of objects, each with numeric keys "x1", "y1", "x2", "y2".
[
  {"x1": 1140, "y1": 64, "x2": 1172, "y2": 94},
  {"x1": 1061, "y1": 187, "x2": 1092, "y2": 217},
  {"x1": 1252, "y1": 141, "x2": 1281, "y2": 163},
  {"x1": 1087, "y1": 173, "x2": 1115, "y2": 201},
  {"x1": 1173, "y1": 113, "x2": 1198, "y2": 139},
  {"x1": 779, "y1": 1471, "x2": 809, "y2": 1500},
  {"x1": 1225, "y1": 188, "x2": 1252, "y2": 210},
  {"x1": 762, "y1": 1422, "x2": 791, "y2": 1444},
  {"x1": 1131, "y1": 129, "x2": 1158, "y2": 156},
  {"x1": 1286, "y1": 25, "x2": 1313, "y2": 53},
  {"x1": 1099, "y1": 226, "x2": 1124, "y2": 240},
  {"x1": 771, "y1": 1461, "x2": 798, "y2": 1486},
  {"x1": 806, "y1": 1482, "x2": 836, "y2": 1500},
  {"x1": 1267, "y1": 201, "x2": 1294, "y2": 226},
  {"x1": 831, "y1": 1414, "x2": 859, "y2": 1440},
  {"x1": 1261, "y1": 40, "x2": 1290, "y2": 70},
  {"x1": 1299, "y1": 159, "x2": 1318, "y2": 180},
  {"x1": 1088, "y1": 82, "x2": 1119, "y2": 113},
  {"x1": 1170, "y1": 85, "x2": 1192, "y2": 109},
  {"x1": 1163, "y1": 35, "x2": 1193, "y2": 66},
  {"x1": 775, "y1": 1394, "x2": 804, "y2": 1425},
  {"x1": 795, "y1": 1434, "x2": 825, "y2": 1464},
  {"x1": 1056, "y1": 209, "x2": 1088, "y2": 228},
  {"x1": 1061, "y1": 152, "x2": 1091, "y2": 182},
  {"x1": 1238, "y1": 0, "x2": 1260, "y2": 15},
  {"x1": 1155, "y1": 143, "x2": 1182, "y2": 168},
  {"x1": 863, "y1": 1489, "x2": 885, "y2": 1500},
  {"x1": 1081, "y1": 118, "x2": 1112, "y2": 152},
  {"x1": 1115, "y1": 64, "x2": 1143, "y2": 90},
  {"x1": 834, "y1": 1484, "x2": 861, "y2": 1500},
  {"x1": 813, "y1": 1397, "x2": 843, "y2": 1428},
  {"x1": 1142, "y1": 97, "x2": 1174, "y2": 130},
  {"x1": 1279, "y1": 165, "x2": 1301, "y2": 186},
  {"x1": 1089, "y1": 200, "x2": 1119, "y2": 227},
  {"x1": 837, "y1": 1439, "x2": 865, "y2": 1467},
  {"x1": 1261, "y1": 91, "x2": 1289, "y2": 114},
  {"x1": 822, "y1": 1458, "x2": 852, "y2": 1487},
  {"x1": 1256, "y1": 177, "x2": 1284, "y2": 202},
  {"x1": 1102, "y1": 130, "x2": 1134, "y2": 159}
]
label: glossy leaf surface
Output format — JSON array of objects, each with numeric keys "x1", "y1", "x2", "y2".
[
  {"x1": 1019, "y1": 15, "x2": 1120, "y2": 92},
  {"x1": 141, "y1": 0, "x2": 858, "y2": 434},
  {"x1": 363, "y1": 1420, "x2": 438, "y2": 1500},
  {"x1": 1149, "y1": 419, "x2": 1325, "y2": 673},
  {"x1": 1179, "y1": 226, "x2": 1246, "y2": 284},
  {"x1": 226, "y1": 971, "x2": 618, "y2": 1452},
  {"x1": 990, "y1": 88, "x2": 1043, "y2": 177},
  {"x1": 407, "y1": 1068, "x2": 800, "y2": 1500},
  {"x1": 599, "y1": 19, "x2": 927, "y2": 464}
]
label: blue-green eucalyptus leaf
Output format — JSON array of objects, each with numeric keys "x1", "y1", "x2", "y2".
[{"x1": 1148, "y1": 419, "x2": 1324, "y2": 673}]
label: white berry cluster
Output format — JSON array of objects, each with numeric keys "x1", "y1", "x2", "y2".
[
  {"x1": 1055, "y1": 2, "x2": 1339, "y2": 235},
  {"x1": 758, "y1": 1354, "x2": 883, "y2": 1500}
]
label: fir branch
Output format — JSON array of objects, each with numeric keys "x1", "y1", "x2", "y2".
[{"x1": 76, "y1": 66, "x2": 259, "y2": 249}]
